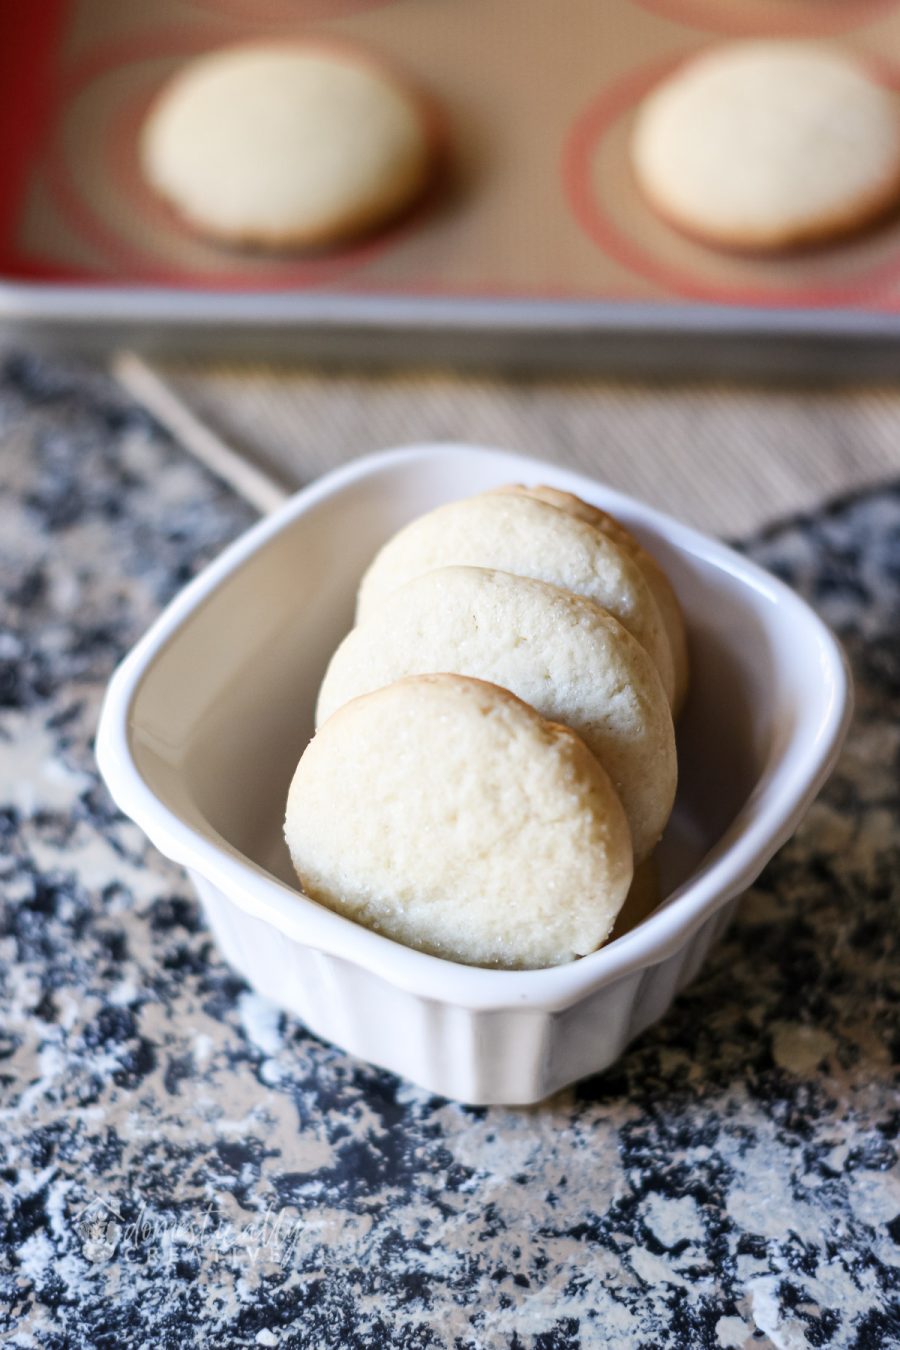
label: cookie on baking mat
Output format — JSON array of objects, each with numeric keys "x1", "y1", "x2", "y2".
[
  {"x1": 318, "y1": 565, "x2": 676, "y2": 863},
  {"x1": 140, "y1": 42, "x2": 433, "y2": 249},
  {"x1": 631, "y1": 42, "x2": 900, "y2": 251},
  {"x1": 495, "y1": 483, "x2": 690, "y2": 718},
  {"x1": 356, "y1": 491, "x2": 676, "y2": 708},
  {"x1": 285, "y1": 674, "x2": 633, "y2": 970}
]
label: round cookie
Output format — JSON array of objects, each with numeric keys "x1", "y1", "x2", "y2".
[
  {"x1": 496, "y1": 484, "x2": 689, "y2": 717},
  {"x1": 140, "y1": 42, "x2": 432, "y2": 249},
  {"x1": 320, "y1": 566, "x2": 676, "y2": 862},
  {"x1": 356, "y1": 491, "x2": 676, "y2": 707},
  {"x1": 631, "y1": 42, "x2": 900, "y2": 251},
  {"x1": 286, "y1": 674, "x2": 633, "y2": 970}
]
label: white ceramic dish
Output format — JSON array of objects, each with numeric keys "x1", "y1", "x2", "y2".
[{"x1": 96, "y1": 444, "x2": 852, "y2": 1104}]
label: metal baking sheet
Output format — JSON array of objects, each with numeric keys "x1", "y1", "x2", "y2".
[{"x1": 6, "y1": 0, "x2": 900, "y2": 373}]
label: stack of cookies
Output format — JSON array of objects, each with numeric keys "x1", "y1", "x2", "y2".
[{"x1": 284, "y1": 485, "x2": 688, "y2": 970}]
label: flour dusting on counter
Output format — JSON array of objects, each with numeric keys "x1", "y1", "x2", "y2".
[{"x1": 0, "y1": 355, "x2": 897, "y2": 1348}]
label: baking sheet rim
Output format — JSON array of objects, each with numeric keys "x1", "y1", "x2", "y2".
[{"x1": 4, "y1": 279, "x2": 900, "y2": 339}]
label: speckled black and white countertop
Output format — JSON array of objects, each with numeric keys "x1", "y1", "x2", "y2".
[{"x1": 0, "y1": 354, "x2": 898, "y2": 1349}]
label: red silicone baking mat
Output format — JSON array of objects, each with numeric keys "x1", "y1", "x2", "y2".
[{"x1": 6, "y1": 0, "x2": 900, "y2": 352}]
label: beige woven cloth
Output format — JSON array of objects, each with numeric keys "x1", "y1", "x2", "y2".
[{"x1": 151, "y1": 360, "x2": 900, "y2": 536}]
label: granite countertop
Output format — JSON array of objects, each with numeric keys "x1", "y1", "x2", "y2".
[{"x1": 0, "y1": 354, "x2": 898, "y2": 1349}]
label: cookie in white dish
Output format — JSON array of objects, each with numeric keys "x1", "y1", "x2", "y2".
[
  {"x1": 318, "y1": 566, "x2": 675, "y2": 862},
  {"x1": 286, "y1": 674, "x2": 633, "y2": 970},
  {"x1": 356, "y1": 491, "x2": 676, "y2": 708},
  {"x1": 496, "y1": 483, "x2": 689, "y2": 717}
]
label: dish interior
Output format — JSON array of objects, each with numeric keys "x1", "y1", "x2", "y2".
[{"x1": 126, "y1": 452, "x2": 827, "y2": 942}]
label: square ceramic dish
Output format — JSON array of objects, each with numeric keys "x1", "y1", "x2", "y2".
[{"x1": 96, "y1": 445, "x2": 852, "y2": 1104}]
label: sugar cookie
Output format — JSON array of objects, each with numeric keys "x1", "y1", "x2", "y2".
[
  {"x1": 356, "y1": 492, "x2": 675, "y2": 707},
  {"x1": 286, "y1": 674, "x2": 633, "y2": 970},
  {"x1": 319, "y1": 566, "x2": 675, "y2": 862},
  {"x1": 141, "y1": 42, "x2": 432, "y2": 248},
  {"x1": 497, "y1": 484, "x2": 689, "y2": 716},
  {"x1": 632, "y1": 42, "x2": 900, "y2": 250}
]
